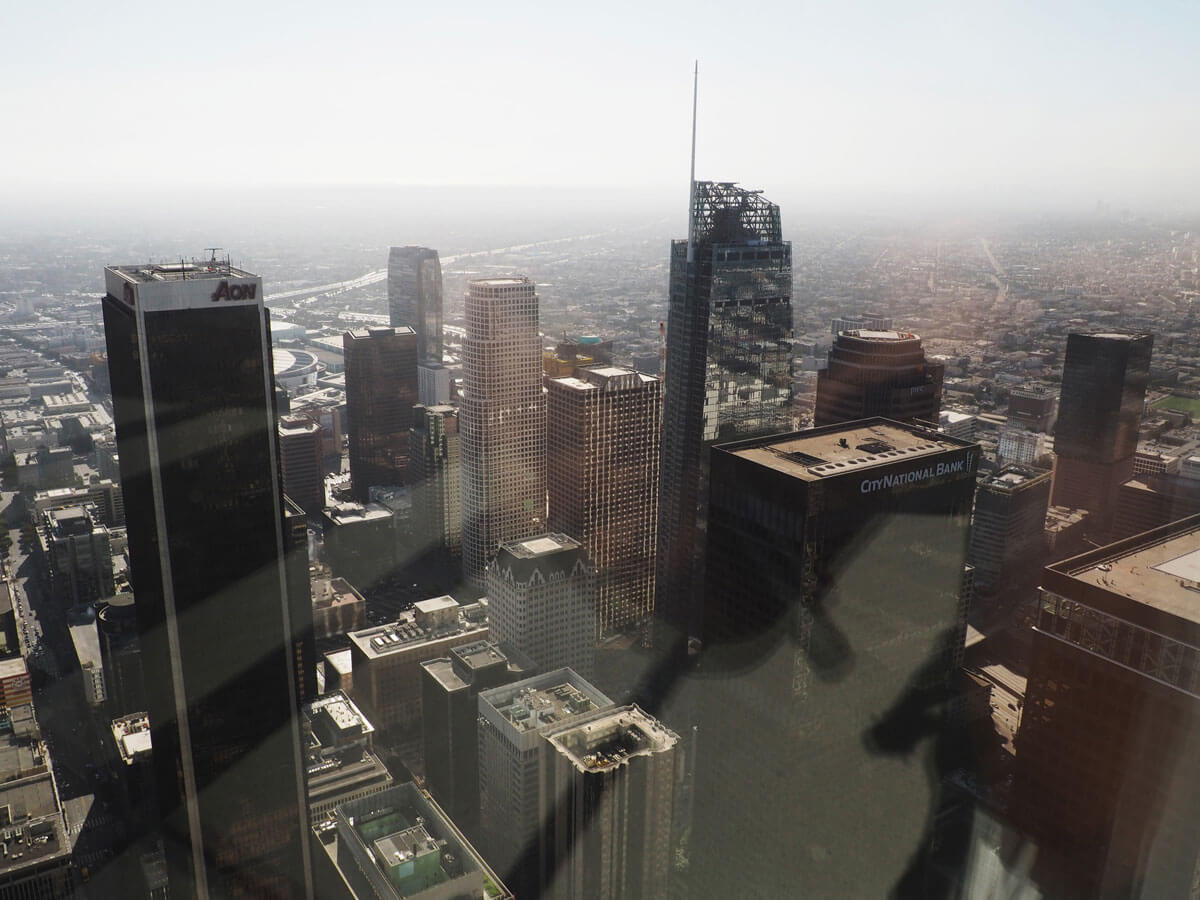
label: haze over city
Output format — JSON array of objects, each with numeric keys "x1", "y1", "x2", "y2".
[{"x1": 5, "y1": 0, "x2": 1200, "y2": 219}]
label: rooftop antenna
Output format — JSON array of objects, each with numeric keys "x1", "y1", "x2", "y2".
[{"x1": 686, "y1": 60, "x2": 698, "y2": 263}]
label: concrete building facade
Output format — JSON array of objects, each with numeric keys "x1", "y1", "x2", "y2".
[
  {"x1": 477, "y1": 669, "x2": 613, "y2": 897},
  {"x1": 547, "y1": 367, "x2": 661, "y2": 636},
  {"x1": 486, "y1": 534, "x2": 596, "y2": 680},
  {"x1": 460, "y1": 277, "x2": 546, "y2": 588},
  {"x1": 1013, "y1": 516, "x2": 1200, "y2": 898}
]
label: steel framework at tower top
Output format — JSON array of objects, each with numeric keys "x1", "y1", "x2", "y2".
[{"x1": 689, "y1": 181, "x2": 783, "y2": 247}]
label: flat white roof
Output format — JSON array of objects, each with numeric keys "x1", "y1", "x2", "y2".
[
  {"x1": 413, "y1": 595, "x2": 459, "y2": 614},
  {"x1": 122, "y1": 731, "x2": 152, "y2": 756},
  {"x1": 1154, "y1": 548, "x2": 1200, "y2": 583},
  {"x1": 519, "y1": 536, "x2": 564, "y2": 555}
]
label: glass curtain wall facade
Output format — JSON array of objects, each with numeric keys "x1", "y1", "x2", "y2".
[
  {"x1": 343, "y1": 325, "x2": 419, "y2": 501},
  {"x1": 656, "y1": 182, "x2": 793, "y2": 646},
  {"x1": 387, "y1": 246, "x2": 444, "y2": 366},
  {"x1": 101, "y1": 264, "x2": 312, "y2": 899}
]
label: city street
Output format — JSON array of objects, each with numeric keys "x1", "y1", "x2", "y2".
[{"x1": 0, "y1": 487, "x2": 133, "y2": 894}]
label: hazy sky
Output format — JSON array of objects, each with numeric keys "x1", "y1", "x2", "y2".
[{"x1": 4, "y1": 0, "x2": 1199, "y2": 212}]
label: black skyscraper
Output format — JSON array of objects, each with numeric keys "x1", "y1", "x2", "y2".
[
  {"x1": 102, "y1": 262, "x2": 312, "y2": 899},
  {"x1": 692, "y1": 419, "x2": 978, "y2": 897},
  {"x1": 655, "y1": 182, "x2": 793, "y2": 647},
  {"x1": 343, "y1": 325, "x2": 419, "y2": 501},
  {"x1": 1051, "y1": 332, "x2": 1153, "y2": 534}
]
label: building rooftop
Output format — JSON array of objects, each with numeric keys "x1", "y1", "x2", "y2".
[
  {"x1": 941, "y1": 410, "x2": 976, "y2": 424},
  {"x1": 413, "y1": 596, "x2": 459, "y2": 617},
  {"x1": 348, "y1": 601, "x2": 488, "y2": 660},
  {"x1": 501, "y1": 534, "x2": 578, "y2": 558},
  {"x1": 0, "y1": 728, "x2": 69, "y2": 879},
  {"x1": 479, "y1": 668, "x2": 612, "y2": 737},
  {"x1": 346, "y1": 325, "x2": 416, "y2": 341},
  {"x1": 982, "y1": 465, "x2": 1051, "y2": 491},
  {"x1": 452, "y1": 640, "x2": 507, "y2": 673},
  {"x1": 325, "y1": 500, "x2": 393, "y2": 525},
  {"x1": 66, "y1": 613, "x2": 103, "y2": 672},
  {"x1": 842, "y1": 329, "x2": 917, "y2": 341},
  {"x1": 470, "y1": 277, "x2": 530, "y2": 287},
  {"x1": 106, "y1": 261, "x2": 254, "y2": 284},
  {"x1": 544, "y1": 705, "x2": 678, "y2": 774},
  {"x1": 1045, "y1": 505, "x2": 1088, "y2": 532},
  {"x1": 550, "y1": 367, "x2": 658, "y2": 393},
  {"x1": 325, "y1": 648, "x2": 353, "y2": 676},
  {"x1": 111, "y1": 713, "x2": 152, "y2": 765},
  {"x1": 329, "y1": 782, "x2": 512, "y2": 899},
  {"x1": 305, "y1": 692, "x2": 374, "y2": 739},
  {"x1": 1049, "y1": 516, "x2": 1200, "y2": 634},
  {"x1": 0, "y1": 657, "x2": 28, "y2": 681},
  {"x1": 720, "y1": 418, "x2": 977, "y2": 482}
]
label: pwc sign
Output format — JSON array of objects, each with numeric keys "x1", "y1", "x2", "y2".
[{"x1": 210, "y1": 281, "x2": 257, "y2": 302}]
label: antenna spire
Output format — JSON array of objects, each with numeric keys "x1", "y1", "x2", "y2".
[{"x1": 686, "y1": 61, "x2": 698, "y2": 263}]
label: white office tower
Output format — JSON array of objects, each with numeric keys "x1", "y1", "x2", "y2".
[
  {"x1": 541, "y1": 705, "x2": 681, "y2": 899},
  {"x1": 460, "y1": 277, "x2": 546, "y2": 588},
  {"x1": 486, "y1": 534, "x2": 596, "y2": 679}
]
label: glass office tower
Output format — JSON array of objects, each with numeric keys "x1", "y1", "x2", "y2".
[
  {"x1": 692, "y1": 420, "x2": 978, "y2": 897},
  {"x1": 1051, "y1": 332, "x2": 1153, "y2": 536},
  {"x1": 656, "y1": 181, "x2": 793, "y2": 646},
  {"x1": 387, "y1": 245, "x2": 444, "y2": 366},
  {"x1": 102, "y1": 262, "x2": 312, "y2": 899}
]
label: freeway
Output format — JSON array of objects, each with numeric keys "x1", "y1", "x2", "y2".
[{"x1": 265, "y1": 230, "x2": 611, "y2": 306}]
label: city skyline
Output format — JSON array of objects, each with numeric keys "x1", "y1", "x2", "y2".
[{"x1": 3, "y1": 66, "x2": 1200, "y2": 892}]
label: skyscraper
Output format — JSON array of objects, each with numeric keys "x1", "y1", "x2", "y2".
[
  {"x1": 656, "y1": 181, "x2": 793, "y2": 646},
  {"x1": 1012, "y1": 515, "x2": 1200, "y2": 898},
  {"x1": 691, "y1": 419, "x2": 978, "y2": 897},
  {"x1": 540, "y1": 705, "x2": 681, "y2": 899},
  {"x1": 388, "y1": 246, "x2": 447, "y2": 406},
  {"x1": 419, "y1": 640, "x2": 527, "y2": 827},
  {"x1": 477, "y1": 669, "x2": 614, "y2": 897},
  {"x1": 343, "y1": 325, "x2": 418, "y2": 502},
  {"x1": 814, "y1": 328, "x2": 944, "y2": 426},
  {"x1": 967, "y1": 465, "x2": 1053, "y2": 616},
  {"x1": 1051, "y1": 332, "x2": 1153, "y2": 535},
  {"x1": 277, "y1": 413, "x2": 324, "y2": 513},
  {"x1": 1006, "y1": 383, "x2": 1058, "y2": 432},
  {"x1": 387, "y1": 246, "x2": 443, "y2": 366},
  {"x1": 460, "y1": 277, "x2": 546, "y2": 588},
  {"x1": 102, "y1": 261, "x2": 312, "y2": 898},
  {"x1": 547, "y1": 366, "x2": 662, "y2": 636},
  {"x1": 486, "y1": 534, "x2": 596, "y2": 678},
  {"x1": 409, "y1": 403, "x2": 462, "y2": 584}
]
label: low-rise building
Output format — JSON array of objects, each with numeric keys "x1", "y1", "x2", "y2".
[
  {"x1": 312, "y1": 573, "x2": 367, "y2": 640},
  {"x1": 316, "y1": 782, "x2": 512, "y2": 900},
  {"x1": 303, "y1": 692, "x2": 393, "y2": 826},
  {"x1": 322, "y1": 500, "x2": 398, "y2": 592},
  {"x1": 0, "y1": 720, "x2": 72, "y2": 898}
]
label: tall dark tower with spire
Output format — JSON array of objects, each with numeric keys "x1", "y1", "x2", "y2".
[{"x1": 654, "y1": 181, "x2": 794, "y2": 650}]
